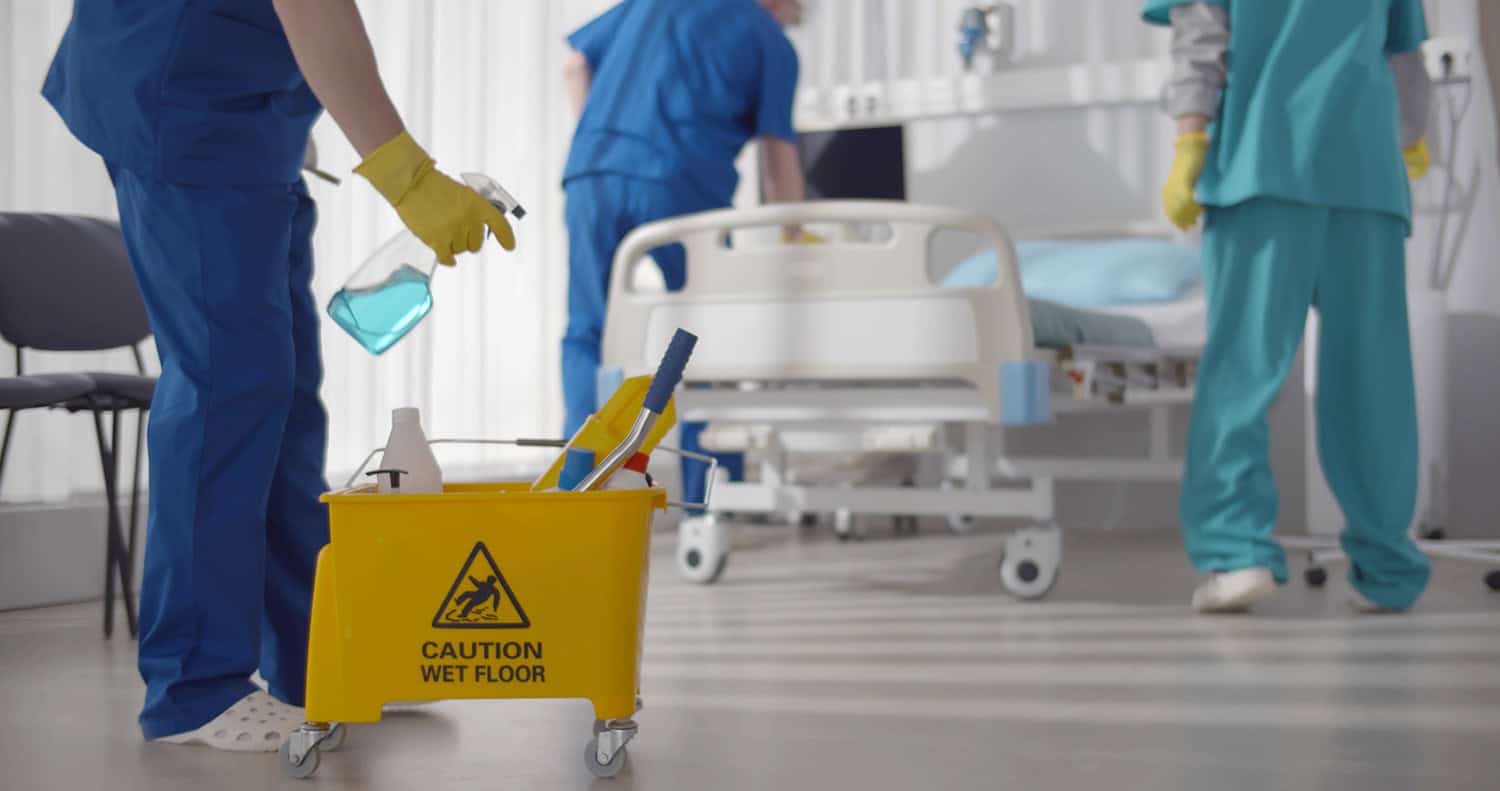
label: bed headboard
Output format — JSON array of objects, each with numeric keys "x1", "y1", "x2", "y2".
[{"x1": 600, "y1": 201, "x2": 1034, "y2": 419}]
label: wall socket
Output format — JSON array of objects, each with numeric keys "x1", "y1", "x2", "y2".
[{"x1": 1423, "y1": 35, "x2": 1475, "y2": 83}]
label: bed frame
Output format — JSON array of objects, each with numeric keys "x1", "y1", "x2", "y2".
[{"x1": 599, "y1": 200, "x2": 1198, "y2": 597}]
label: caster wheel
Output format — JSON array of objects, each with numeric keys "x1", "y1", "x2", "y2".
[
  {"x1": 999, "y1": 526, "x2": 1062, "y2": 600},
  {"x1": 676, "y1": 542, "x2": 728, "y2": 584},
  {"x1": 1304, "y1": 567, "x2": 1328, "y2": 588},
  {"x1": 320, "y1": 723, "x2": 346, "y2": 752},
  {"x1": 938, "y1": 482, "x2": 974, "y2": 534},
  {"x1": 584, "y1": 737, "x2": 627, "y2": 779},
  {"x1": 280, "y1": 739, "x2": 321, "y2": 780},
  {"x1": 676, "y1": 516, "x2": 729, "y2": 584},
  {"x1": 833, "y1": 508, "x2": 859, "y2": 541},
  {"x1": 1485, "y1": 570, "x2": 1500, "y2": 592}
]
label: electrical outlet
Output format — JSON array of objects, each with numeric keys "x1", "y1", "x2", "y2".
[{"x1": 1423, "y1": 35, "x2": 1475, "y2": 83}]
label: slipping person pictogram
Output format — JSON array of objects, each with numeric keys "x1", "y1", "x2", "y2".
[
  {"x1": 455, "y1": 575, "x2": 501, "y2": 620},
  {"x1": 432, "y1": 542, "x2": 530, "y2": 629}
]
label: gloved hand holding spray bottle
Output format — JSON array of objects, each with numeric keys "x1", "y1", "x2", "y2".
[{"x1": 330, "y1": 131, "x2": 527, "y2": 355}]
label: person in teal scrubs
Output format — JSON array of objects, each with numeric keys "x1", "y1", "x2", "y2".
[{"x1": 1144, "y1": 0, "x2": 1434, "y2": 613}]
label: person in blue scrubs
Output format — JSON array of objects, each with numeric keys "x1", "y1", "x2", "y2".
[
  {"x1": 561, "y1": 0, "x2": 808, "y2": 503},
  {"x1": 45, "y1": 0, "x2": 511, "y2": 749},
  {"x1": 1145, "y1": 0, "x2": 1434, "y2": 613}
]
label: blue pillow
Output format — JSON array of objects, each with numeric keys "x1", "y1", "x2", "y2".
[{"x1": 942, "y1": 238, "x2": 1202, "y2": 308}]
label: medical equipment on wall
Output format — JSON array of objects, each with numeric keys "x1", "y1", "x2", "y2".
[
  {"x1": 958, "y1": 3, "x2": 1021, "y2": 72},
  {"x1": 1427, "y1": 47, "x2": 1476, "y2": 292},
  {"x1": 328, "y1": 172, "x2": 525, "y2": 355},
  {"x1": 375, "y1": 407, "x2": 443, "y2": 494},
  {"x1": 598, "y1": 202, "x2": 1201, "y2": 596}
]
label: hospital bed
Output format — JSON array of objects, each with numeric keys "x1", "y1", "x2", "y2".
[{"x1": 599, "y1": 201, "x2": 1203, "y2": 598}]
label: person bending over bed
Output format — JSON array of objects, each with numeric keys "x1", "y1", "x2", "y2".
[
  {"x1": 560, "y1": 0, "x2": 809, "y2": 506},
  {"x1": 1145, "y1": 0, "x2": 1433, "y2": 613}
]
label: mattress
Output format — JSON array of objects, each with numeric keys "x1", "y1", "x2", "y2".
[
  {"x1": 1095, "y1": 285, "x2": 1208, "y2": 349},
  {"x1": 1028, "y1": 298, "x2": 1157, "y2": 349}
]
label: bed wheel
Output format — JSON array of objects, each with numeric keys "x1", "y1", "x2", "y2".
[
  {"x1": 833, "y1": 508, "x2": 860, "y2": 542},
  {"x1": 677, "y1": 515, "x2": 729, "y2": 584},
  {"x1": 999, "y1": 525, "x2": 1061, "y2": 600},
  {"x1": 1304, "y1": 566, "x2": 1328, "y2": 588},
  {"x1": 938, "y1": 481, "x2": 974, "y2": 534}
]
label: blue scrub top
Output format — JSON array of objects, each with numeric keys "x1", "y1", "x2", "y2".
[
  {"x1": 1143, "y1": 0, "x2": 1427, "y2": 222},
  {"x1": 563, "y1": 0, "x2": 800, "y2": 207},
  {"x1": 43, "y1": 0, "x2": 322, "y2": 186}
]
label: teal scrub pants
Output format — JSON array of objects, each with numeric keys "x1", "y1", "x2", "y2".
[{"x1": 1182, "y1": 198, "x2": 1430, "y2": 610}]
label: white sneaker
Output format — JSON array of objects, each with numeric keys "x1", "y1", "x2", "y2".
[
  {"x1": 1191, "y1": 567, "x2": 1277, "y2": 613},
  {"x1": 153, "y1": 690, "x2": 304, "y2": 752},
  {"x1": 1348, "y1": 590, "x2": 1400, "y2": 614}
]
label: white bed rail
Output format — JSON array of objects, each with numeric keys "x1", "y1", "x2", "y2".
[{"x1": 601, "y1": 201, "x2": 1032, "y2": 422}]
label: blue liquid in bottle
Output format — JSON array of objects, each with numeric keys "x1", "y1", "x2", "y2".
[{"x1": 326, "y1": 264, "x2": 434, "y2": 355}]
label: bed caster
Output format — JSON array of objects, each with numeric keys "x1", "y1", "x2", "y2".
[
  {"x1": 1304, "y1": 566, "x2": 1328, "y2": 588},
  {"x1": 281, "y1": 723, "x2": 343, "y2": 780},
  {"x1": 938, "y1": 482, "x2": 974, "y2": 534},
  {"x1": 999, "y1": 525, "x2": 1061, "y2": 600},
  {"x1": 946, "y1": 514, "x2": 974, "y2": 534},
  {"x1": 1485, "y1": 570, "x2": 1500, "y2": 592},
  {"x1": 833, "y1": 508, "x2": 860, "y2": 541},
  {"x1": 585, "y1": 718, "x2": 636, "y2": 779},
  {"x1": 676, "y1": 515, "x2": 729, "y2": 584}
]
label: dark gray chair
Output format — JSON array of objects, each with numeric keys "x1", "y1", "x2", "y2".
[{"x1": 0, "y1": 213, "x2": 156, "y2": 638}]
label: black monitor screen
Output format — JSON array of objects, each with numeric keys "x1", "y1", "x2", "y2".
[{"x1": 790, "y1": 125, "x2": 906, "y2": 201}]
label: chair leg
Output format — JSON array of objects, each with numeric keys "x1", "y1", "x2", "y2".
[
  {"x1": 93, "y1": 410, "x2": 116, "y2": 638},
  {"x1": 92, "y1": 408, "x2": 138, "y2": 638},
  {"x1": 127, "y1": 409, "x2": 145, "y2": 603},
  {"x1": 0, "y1": 409, "x2": 13, "y2": 500}
]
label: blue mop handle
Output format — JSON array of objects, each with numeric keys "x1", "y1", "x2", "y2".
[{"x1": 643, "y1": 329, "x2": 698, "y2": 415}]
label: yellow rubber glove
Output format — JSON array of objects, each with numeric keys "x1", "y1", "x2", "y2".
[
  {"x1": 1162, "y1": 131, "x2": 1210, "y2": 231},
  {"x1": 1404, "y1": 138, "x2": 1431, "y2": 180},
  {"x1": 354, "y1": 131, "x2": 515, "y2": 265}
]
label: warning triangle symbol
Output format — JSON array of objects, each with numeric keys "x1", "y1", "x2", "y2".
[{"x1": 431, "y1": 542, "x2": 531, "y2": 629}]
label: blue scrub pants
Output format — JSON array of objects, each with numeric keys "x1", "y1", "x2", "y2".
[
  {"x1": 562, "y1": 174, "x2": 742, "y2": 504},
  {"x1": 1183, "y1": 197, "x2": 1430, "y2": 610},
  {"x1": 110, "y1": 166, "x2": 330, "y2": 739}
]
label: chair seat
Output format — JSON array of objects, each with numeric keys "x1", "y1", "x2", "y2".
[
  {"x1": 0, "y1": 374, "x2": 96, "y2": 410},
  {"x1": 85, "y1": 372, "x2": 155, "y2": 406}
]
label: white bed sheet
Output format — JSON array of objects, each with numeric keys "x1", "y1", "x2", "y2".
[{"x1": 1095, "y1": 286, "x2": 1208, "y2": 349}]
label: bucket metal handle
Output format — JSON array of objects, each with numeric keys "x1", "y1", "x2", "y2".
[{"x1": 342, "y1": 437, "x2": 718, "y2": 511}]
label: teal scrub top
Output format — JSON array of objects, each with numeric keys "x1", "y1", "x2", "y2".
[
  {"x1": 563, "y1": 0, "x2": 800, "y2": 207},
  {"x1": 1143, "y1": 0, "x2": 1428, "y2": 222},
  {"x1": 43, "y1": 0, "x2": 322, "y2": 186}
]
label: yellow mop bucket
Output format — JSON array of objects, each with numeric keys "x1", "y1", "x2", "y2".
[
  {"x1": 305, "y1": 483, "x2": 663, "y2": 722},
  {"x1": 282, "y1": 331, "x2": 703, "y2": 781}
]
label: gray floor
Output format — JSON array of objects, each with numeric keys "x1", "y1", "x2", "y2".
[{"x1": 2, "y1": 525, "x2": 1498, "y2": 790}]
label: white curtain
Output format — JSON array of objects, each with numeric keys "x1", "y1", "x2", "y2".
[{"x1": 0, "y1": 0, "x2": 616, "y2": 503}]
